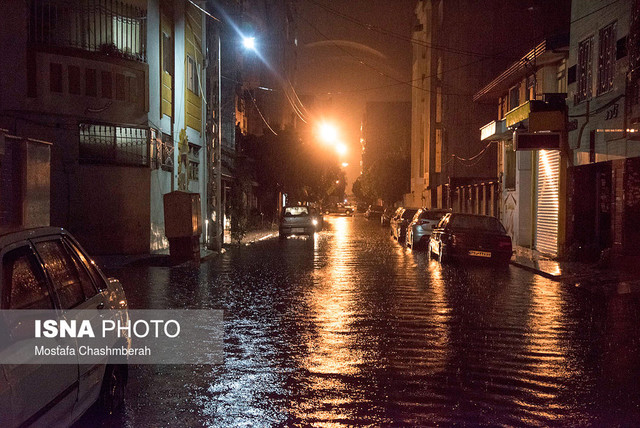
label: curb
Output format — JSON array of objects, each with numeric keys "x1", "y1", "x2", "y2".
[{"x1": 509, "y1": 259, "x2": 562, "y2": 280}]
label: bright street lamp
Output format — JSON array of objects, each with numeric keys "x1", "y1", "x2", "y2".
[
  {"x1": 242, "y1": 36, "x2": 256, "y2": 51},
  {"x1": 318, "y1": 122, "x2": 339, "y2": 144},
  {"x1": 335, "y1": 143, "x2": 348, "y2": 156}
]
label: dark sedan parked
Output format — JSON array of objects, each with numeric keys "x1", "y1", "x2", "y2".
[
  {"x1": 390, "y1": 207, "x2": 418, "y2": 243},
  {"x1": 428, "y1": 213, "x2": 512, "y2": 264}
]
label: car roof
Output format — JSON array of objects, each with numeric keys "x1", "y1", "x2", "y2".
[{"x1": 0, "y1": 226, "x2": 67, "y2": 248}]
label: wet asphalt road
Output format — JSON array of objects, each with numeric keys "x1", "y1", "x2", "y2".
[{"x1": 79, "y1": 215, "x2": 640, "y2": 427}]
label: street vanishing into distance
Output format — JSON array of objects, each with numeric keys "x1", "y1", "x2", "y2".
[{"x1": 78, "y1": 215, "x2": 640, "y2": 427}]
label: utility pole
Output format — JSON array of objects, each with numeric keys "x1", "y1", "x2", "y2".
[{"x1": 206, "y1": 10, "x2": 223, "y2": 251}]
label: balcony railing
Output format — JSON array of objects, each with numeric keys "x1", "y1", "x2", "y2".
[
  {"x1": 28, "y1": 0, "x2": 147, "y2": 62},
  {"x1": 79, "y1": 123, "x2": 149, "y2": 166}
]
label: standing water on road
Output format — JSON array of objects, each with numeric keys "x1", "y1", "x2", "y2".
[{"x1": 87, "y1": 215, "x2": 640, "y2": 426}]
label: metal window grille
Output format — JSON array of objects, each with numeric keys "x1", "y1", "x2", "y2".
[
  {"x1": 28, "y1": 0, "x2": 147, "y2": 62},
  {"x1": 79, "y1": 123, "x2": 149, "y2": 166},
  {"x1": 576, "y1": 37, "x2": 593, "y2": 104},
  {"x1": 151, "y1": 133, "x2": 173, "y2": 171},
  {"x1": 597, "y1": 21, "x2": 617, "y2": 96}
]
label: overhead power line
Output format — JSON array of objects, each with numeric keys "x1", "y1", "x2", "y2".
[{"x1": 303, "y1": 0, "x2": 503, "y2": 59}]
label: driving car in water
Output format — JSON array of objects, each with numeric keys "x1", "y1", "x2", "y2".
[{"x1": 279, "y1": 206, "x2": 317, "y2": 239}]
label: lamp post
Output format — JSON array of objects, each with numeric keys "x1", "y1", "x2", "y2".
[{"x1": 207, "y1": 25, "x2": 258, "y2": 251}]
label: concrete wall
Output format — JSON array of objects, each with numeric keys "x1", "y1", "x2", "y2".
[{"x1": 74, "y1": 165, "x2": 151, "y2": 255}]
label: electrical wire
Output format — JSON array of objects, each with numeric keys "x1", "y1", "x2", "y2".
[
  {"x1": 250, "y1": 95, "x2": 278, "y2": 135},
  {"x1": 303, "y1": 0, "x2": 506, "y2": 59},
  {"x1": 299, "y1": 14, "x2": 477, "y2": 97}
]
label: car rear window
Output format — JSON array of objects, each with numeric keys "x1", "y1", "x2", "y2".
[
  {"x1": 420, "y1": 211, "x2": 448, "y2": 220},
  {"x1": 449, "y1": 215, "x2": 506, "y2": 233},
  {"x1": 284, "y1": 207, "x2": 309, "y2": 216}
]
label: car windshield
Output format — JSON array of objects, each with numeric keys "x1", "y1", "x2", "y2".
[
  {"x1": 284, "y1": 207, "x2": 309, "y2": 216},
  {"x1": 402, "y1": 209, "x2": 418, "y2": 219},
  {"x1": 448, "y1": 215, "x2": 505, "y2": 233},
  {"x1": 420, "y1": 210, "x2": 449, "y2": 221}
]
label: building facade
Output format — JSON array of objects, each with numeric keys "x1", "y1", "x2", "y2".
[
  {"x1": 475, "y1": 37, "x2": 569, "y2": 257},
  {"x1": 408, "y1": 0, "x2": 571, "y2": 213},
  {"x1": 567, "y1": 0, "x2": 640, "y2": 263},
  {"x1": 0, "y1": 0, "x2": 209, "y2": 254}
]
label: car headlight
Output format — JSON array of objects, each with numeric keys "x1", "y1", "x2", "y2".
[{"x1": 312, "y1": 219, "x2": 318, "y2": 226}]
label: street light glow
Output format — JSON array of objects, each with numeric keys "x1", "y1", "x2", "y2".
[
  {"x1": 242, "y1": 36, "x2": 256, "y2": 51},
  {"x1": 341, "y1": 162, "x2": 349, "y2": 167},
  {"x1": 336, "y1": 143, "x2": 348, "y2": 156},
  {"x1": 318, "y1": 122, "x2": 339, "y2": 144}
]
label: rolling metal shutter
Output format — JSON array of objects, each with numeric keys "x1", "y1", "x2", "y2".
[{"x1": 535, "y1": 150, "x2": 560, "y2": 256}]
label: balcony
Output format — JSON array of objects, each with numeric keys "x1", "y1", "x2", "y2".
[
  {"x1": 28, "y1": 0, "x2": 147, "y2": 62},
  {"x1": 505, "y1": 98, "x2": 567, "y2": 132}
]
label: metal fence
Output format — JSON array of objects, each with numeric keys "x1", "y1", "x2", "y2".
[
  {"x1": 79, "y1": 123, "x2": 149, "y2": 166},
  {"x1": 29, "y1": 0, "x2": 147, "y2": 62}
]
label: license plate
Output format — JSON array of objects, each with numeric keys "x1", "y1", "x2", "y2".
[
  {"x1": 292, "y1": 228, "x2": 305, "y2": 233},
  {"x1": 469, "y1": 250, "x2": 491, "y2": 258}
]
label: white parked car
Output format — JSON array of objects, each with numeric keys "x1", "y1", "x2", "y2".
[
  {"x1": 0, "y1": 227, "x2": 129, "y2": 427},
  {"x1": 406, "y1": 209, "x2": 451, "y2": 250}
]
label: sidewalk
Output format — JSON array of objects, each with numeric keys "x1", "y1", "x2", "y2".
[
  {"x1": 95, "y1": 227, "x2": 278, "y2": 270},
  {"x1": 510, "y1": 245, "x2": 640, "y2": 286}
]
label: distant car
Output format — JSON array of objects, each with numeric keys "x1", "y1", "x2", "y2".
[
  {"x1": 380, "y1": 207, "x2": 395, "y2": 226},
  {"x1": 364, "y1": 205, "x2": 384, "y2": 221},
  {"x1": 406, "y1": 208, "x2": 451, "y2": 250},
  {"x1": 429, "y1": 213, "x2": 513, "y2": 264},
  {"x1": 309, "y1": 207, "x2": 324, "y2": 231},
  {"x1": 0, "y1": 227, "x2": 129, "y2": 427},
  {"x1": 325, "y1": 203, "x2": 353, "y2": 216},
  {"x1": 357, "y1": 202, "x2": 369, "y2": 212},
  {"x1": 391, "y1": 207, "x2": 418, "y2": 243},
  {"x1": 280, "y1": 206, "x2": 316, "y2": 239}
]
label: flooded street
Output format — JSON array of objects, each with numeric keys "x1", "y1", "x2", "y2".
[{"x1": 82, "y1": 215, "x2": 640, "y2": 426}]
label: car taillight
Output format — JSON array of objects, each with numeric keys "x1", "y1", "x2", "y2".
[{"x1": 498, "y1": 237, "x2": 512, "y2": 248}]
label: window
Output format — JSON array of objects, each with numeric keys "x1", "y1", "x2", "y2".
[
  {"x1": 576, "y1": 36, "x2": 593, "y2": 103},
  {"x1": 187, "y1": 56, "x2": 199, "y2": 95},
  {"x1": 163, "y1": 32, "x2": 174, "y2": 76},
  {"x1": 50, "y1": 62, "x2": 63, "y2": 93},
  {"x1": 526, "y1": 75, "x2": 535, "y2": 101},
  {"x1": 115, "y1": 73, "x2": 126, "y2": 100},
  {"x1": 68, "y1": 65, "x2": 81, "y2": 94},
  {"x1": 35, "y1": 240, "x2": 94, "y2": 309},
  {"x1": 508, "y1": 85, "x2": 520, "y2": 110},
  {"x1": 597, "y1": 21, "x2": 617, "y2": 95},
  {"x1": 86, "y1": 68, "x2": 97, "y2": 97},
  {"x1": 504, "y1": 142, "x2": 516, "y2": 190},
  {"x1": 102, "y1": 71, "x2": 113, "y2": 98},
  {"x1": 63, "y1": 238, "x2": 104, "y2": 294},
  {"x1": 557, "y1": 59, "x2": 567, "y2": 93},
  {"x1": 2, "y1": 246, "x2": 53, "y2": 310}
]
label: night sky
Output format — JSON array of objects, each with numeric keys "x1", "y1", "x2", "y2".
[{"x1": 296, "y1": 0, "x2": 416, "y2": 192}]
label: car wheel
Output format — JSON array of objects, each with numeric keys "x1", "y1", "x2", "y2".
[{"x1": 99, "y1": 364, "x2": 127, "y2": 415}]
